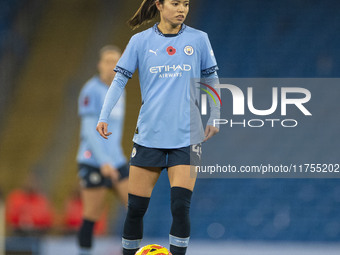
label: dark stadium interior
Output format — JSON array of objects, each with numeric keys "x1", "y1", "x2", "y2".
[{"x1": 0, "y1": 0, "x2": 339, "y2": 253}]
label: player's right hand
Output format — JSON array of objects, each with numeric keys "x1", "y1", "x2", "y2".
[{"x1": 96, "y1": 122, "x2": 112, "y2": 139}]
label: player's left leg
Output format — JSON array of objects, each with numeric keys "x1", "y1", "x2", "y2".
[{"x1": 167, "y1": 164, "x2": 196, "y2": 255}]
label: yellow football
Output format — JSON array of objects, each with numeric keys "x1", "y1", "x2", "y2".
[{"x1": 135, "y1": 244, "x2": 172, "y2": 255}]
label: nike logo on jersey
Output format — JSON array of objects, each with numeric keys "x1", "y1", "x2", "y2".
[{"x1": 149, "y1": 49, "x2": 158, "y2": 56}]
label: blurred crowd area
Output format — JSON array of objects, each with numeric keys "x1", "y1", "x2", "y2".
[
  {"x1": 0, "y1": 0, "x2": 339, "y2": 249},
  {"x1": 0, "y1": 175, "x2": 109, "y2": 238},
  {"x1": 0, "y1": 0, "x2": 128, "y2": 238}
]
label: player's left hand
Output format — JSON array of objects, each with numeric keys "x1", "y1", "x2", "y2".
[{"x1": 203, "y1": 125, "x2": 219, "y2": 142}]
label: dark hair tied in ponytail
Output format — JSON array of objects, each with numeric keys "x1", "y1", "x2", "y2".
[{"x1": 128, "y1": 0, "x2": 164, "y2": 30}]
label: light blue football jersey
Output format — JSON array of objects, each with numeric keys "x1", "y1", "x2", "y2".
[
  {"x1": 114, "y1": 23, "x2": 218, "y2": 149},
  {"x1": 77, "y1": 76, "x2": 126, "y2": 168}
]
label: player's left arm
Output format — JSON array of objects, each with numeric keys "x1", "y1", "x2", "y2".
[
  {"x1": 200, "y1": 32, "x2": 220, "y2": 142},
  {"x1": 202, "y1": 71, "x2": 220, "y2": 142}
]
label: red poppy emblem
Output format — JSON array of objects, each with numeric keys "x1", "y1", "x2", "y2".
[
  {"x1": 167, "y1": 46, "x2": 176, "y2": 55},
  {"x1": 84, "y1": 96, "x2": 89, "y2": 106}
]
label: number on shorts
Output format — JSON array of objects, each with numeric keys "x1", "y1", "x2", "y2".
[{"x1": 192, "y1": 144, "x2": 202, "y2": 160}]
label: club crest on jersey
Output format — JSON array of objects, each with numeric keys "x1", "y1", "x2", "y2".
[
  {"x1": 131, "y1": 147, "x2": 137, "y2": 158},
  {"x1": 184, "y1": 46, "x2": 194, "y2": 56},
  {"x1": 167, "y1": 46, "x2": 176, "y2": 56}
]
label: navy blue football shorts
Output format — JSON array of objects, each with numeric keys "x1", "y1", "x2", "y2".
[
  {"x1": 78, "y1": 163, "x2": 129, "y2": 189},
  {"x1": 129, "y1": 143, "x2": 202, "y2": 168}
]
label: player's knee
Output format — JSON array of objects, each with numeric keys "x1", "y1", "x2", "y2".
[
  {"x1": 171, "y1": 187, "x2": 192, "y2": 218},
  {"x1": 171, "y1": 198, "x2": 191, "y2": 218},
  {"x1": 83, "y1": 206, "x2": 102, "y2": 221},
  {"x1": 126, "y1": 193, "x2": 150, "y2": 219}
]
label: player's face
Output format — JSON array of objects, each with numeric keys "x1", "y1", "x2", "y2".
[
  {"x1": 158, "y1": 0, "x2": 189, "y2": 27},
  {"x1": 98, "y1": 51, "x2": 121, "y2": 84}
]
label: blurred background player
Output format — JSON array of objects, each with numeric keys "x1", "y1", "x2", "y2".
[
  {"x1": 76, "y1": 45, "x2": 129, "y2": 255},
  {"x1": 62, "y1": 187, "x2": 108, "y2": 236}
]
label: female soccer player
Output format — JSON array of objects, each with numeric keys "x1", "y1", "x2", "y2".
[
  {"x1": 77, "y1": 45, "x2": 129, "y2": 255},
  {"x1": 97, "y1": 1, "x2": 220, "y2": 254}
]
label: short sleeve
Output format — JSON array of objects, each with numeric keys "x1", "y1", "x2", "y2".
[
  {"x1": 78, "y1": 86, "x2": 100, "y2": 116},
  {"x1": 200, "y1": 33, "x2": 219, "y2": 76},
  {"x1": 114, "y1": 34, "x2": 139, "y2": 79}
]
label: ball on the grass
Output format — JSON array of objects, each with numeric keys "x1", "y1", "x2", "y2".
[{"x1": 135, "y1": 244, "x2": 172, "y2": 255}]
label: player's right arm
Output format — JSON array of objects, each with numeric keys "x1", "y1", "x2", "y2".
[
  {"x1": 96, "y1": 72, "x2": 128, "y2": 139},
  {"x1": 97, "y1": 34, "x2": 139, "y2": 139}
]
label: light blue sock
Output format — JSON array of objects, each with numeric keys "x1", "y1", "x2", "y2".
[{"x1": 79, "y1": 247, "x2": 92, "y2": 255}]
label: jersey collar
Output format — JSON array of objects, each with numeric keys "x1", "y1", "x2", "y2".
[{"x1": 153, "y1": 22, "x2": 186, "y2": 37}]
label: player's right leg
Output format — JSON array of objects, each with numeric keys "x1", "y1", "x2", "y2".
[
  {"x1": 122, "y1": 143, "x2": 165, "y2": 255},
  {"x1": 122, "y1": 166, "x2": 161, "y2": 255}
]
